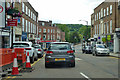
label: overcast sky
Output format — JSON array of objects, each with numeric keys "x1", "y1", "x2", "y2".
[{"x1": 28, "y1": 0, "x2": 105, "y2": 25}]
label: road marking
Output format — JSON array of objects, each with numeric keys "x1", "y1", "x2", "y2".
[
  {"x1": 75, "y1": 58, "x2": 82, "y2": 61},
  {"x1": 109, "y1": 56, "x2": 120, "y2": 59},
  {"x1": 80, "y1": 72, "x2": 92, "y2": 80}
]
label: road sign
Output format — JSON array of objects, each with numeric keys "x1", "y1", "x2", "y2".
[
  {"x1": 107, "y1": 35, "x2": 111, "y2": 41},
  {"x1": 8, "y1": 19, "x2": 18, "y2": 26},
  {"x1": 0, "y1": 5, "x2": 3, "y2": 13},
  {"x1": 0, "y1": 2, "x2": 5, "y2": 28}
]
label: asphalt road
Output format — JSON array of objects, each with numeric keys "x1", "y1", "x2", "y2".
[{"x1": 3, "y1": 44, "x2": 119, "y2": 80}]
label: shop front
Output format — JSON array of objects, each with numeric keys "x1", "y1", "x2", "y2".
[{"x1": 0, "y1": 29, "x2": 10, "y2": 48}]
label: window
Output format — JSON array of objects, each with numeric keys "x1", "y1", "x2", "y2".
[
  {"x1": 29, "y1": 22, "x2": 30, "y2": 32},
  {"x1": 22, "y1": 18, "x2": 24, "y2": 31},
  {"x1": 95, "y1": 25, "x2": 96, "y2": 35},
  {"x1": 7, "y1": 2, "x2": 10, "y2": 8},
  {"x1": 33, "y1": 24, "x2": 34, "y2": 33},
  {"x1": 42, "y1": 22, "x2": 45, "y2": 26},
  {"x1": 51, "y1": 35, "x2": 52, "y2": 40},
  {"x1": 104, "y1": 23, "x2": 106, "y2": 34},
  {"x1": 104, "y1": 9, "x2": 106, "y2": 17},
  {"x1": 22, "y1": 2, "x2": 25, "y2": 12},
  {"x1": 31, "y1": 12, "x2": 32, "y2": 19},
  {"x1": 110, "y1": 20, "x2": 112, "y2": 33},
  {"x1": 13, "y1": 2, "x2": 15, "y2": 8},
  {"x1": 99, "y1": 24, "x2": 101, "y2": 35},
  {"x1": 53, "y1": 29, "x2": 55, "y2": 33},
  {"x1": 43, "y1": 29, "x2": 46, "y2": 33},
  {"x1": 53, "y1": 35, "x2": 55, "y2": 40},
  {"x1": 48, "y1": 35, "x2": 50, "y2": 40},
  {"x1": 29, "y1": 9, "x2": 30, "y2": 17},
  {"x1": 99, "y1": 12, "x2": 100, "y2": 19},
  {"x1": 31, "y1": 23, "x2": 32, "y2": 33},
  {"x1": 101, "y1": 8, "x2": 103, "y2": 18},
  {"x1": 35, "y1": 25, "x2": 36, "y2": 34},
  {"x1": 95, "y1": 15, "x2": 96, "y2": 21},
  {"x1": 97, "y1": 13, "x2": 98, "y2": 20},
  {"x1": 18, "y1": 0, "x2": 21, "y2": 3},
  {"x1": 97, "y1": 25, "x2": 98, "y2": 34},
  {"x1": 51, "y1": 29, "x2": 52, "y2": 33},
  {"x1": 48, "y1": 29, "x2": 50, "y2": 33},
  {"x1": 39, "y1": 29, "x2": 41, "y2": 32},
  {"x1": 110, "y1": 5, "x2": 112, "y2": 14},
  {"x1": 26, "y1": 20, "x2": 27, "y2": 32},
  {"x1": 107, "y1": 21, "x2": 109, "y2": 34},
  {"x1": 26, "y1": 6, "x2": 28, "y2": 15},
  {"x1": 107, "y1": 7, "x2": 109, "y2": 15}
]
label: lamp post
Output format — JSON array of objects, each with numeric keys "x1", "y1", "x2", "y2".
[{"x1": 79, "y1": 20, "x2": 89, "y2": 41}]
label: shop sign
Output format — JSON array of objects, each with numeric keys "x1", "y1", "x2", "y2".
[
  {"x1": 0, "y1": 2, "x2": 5, "y2": 27},
  {"x1": 102, "y1": 38, "x2": 106, "y2": 42},
  {"x1": 107, "y1": 35, "x2": 111, "y2": 41},
  {"x1": 7, "y1": 19, "x2": 18, "y2": 26}
]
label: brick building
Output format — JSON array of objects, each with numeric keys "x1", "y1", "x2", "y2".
[
  {"x1": 91, "y1": 0, "x2": 120, "y2": 53},
  {"x1": 37, "y1": 20, "x2": 65, "y2": 43},
  {"x1": 5, "y1": 0, "x2": 38, "y2": 47}
]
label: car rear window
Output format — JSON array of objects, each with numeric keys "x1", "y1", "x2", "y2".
[
  {"x1": 13, "y1": 43, "x2": 29, "y2": 48},
  {"x1": 49, "y1": 43, "x2": 71, "y2": 50}
]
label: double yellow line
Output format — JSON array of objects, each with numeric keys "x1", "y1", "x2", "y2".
[{"x1": 4, "y1": 55, "x2": 45, "y2": 80}]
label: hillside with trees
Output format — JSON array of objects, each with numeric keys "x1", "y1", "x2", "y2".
[{"x1": 56, "y1": 24, "x2": 91, "y2": 44}]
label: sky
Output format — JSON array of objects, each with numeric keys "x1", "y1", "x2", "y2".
[{"x1": 28, "y1": 0, "x2": 105, "y2": 25}]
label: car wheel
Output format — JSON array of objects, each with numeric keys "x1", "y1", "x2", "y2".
[
  {"x1": 34, "y1": 56, "x2": 38, "y2": 61},
  {"x1": 45, "y1": 63, "x2": 50, "y2": 68},
  {"x1": 93, "y1": 53, "x2": 95, "y2": 56},
  {"x1": 71, "y1": 61, "x2": 75, "y2": 67},
  {"x1": 30, "y1": 56, "x2": 34, "y2": 63}
]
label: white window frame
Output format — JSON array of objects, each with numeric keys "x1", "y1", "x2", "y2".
[
  {"x1": 110, "y1": 20, "x2": 112, "y2": 33},
  {"x1": 107, "y1": 7, "x2": 109, "y2": 15},
  {"x1": 95, "y1": 15, "x2": 96, "y2": 21},
  {"x1": 7, "y1": 2, "x2": 10, "y2": 8},
  {"x1": 51, "y1": 29, "x2": 52, "y2": 33},
  {"x1": 107, "y1": 21, "x2": 109, "y2": 34},
  {"x1": 31, "y1": 23, "x2": 32, "y2": 33},
  {"x1": 97, "y1": 25, "x2": 98, "y2": 35},
  {"x1": 26, "y1": 20, "x2": 27, "y2": 32},
  {"x1": 22, "y1": 2, "x2": 25, "y2": 12},
  {"x1": 110, "y1": 5, "x2": 112, "y2": 14},
  {"x1": 29, "y1": 22, "x2": 30, "y2": 32},
  {"x1": 26, "y1": 6, "x2": 28, "y2": 15},
  {"x1": 95, "y1": 25, "x2": 96, "y2": 35},
  {"x1": 48, "y1": 29, "x2": 50, "y2": 33},
  {"x1": 97, "y1": 13, "x2": 98, "y2": 20},
  {"x1": 43, "y1": 29, "x2": 46, "y2": 33},
  {"x1": 99, "y1": 12, "x2": 100, "y2": 19},
  {"x1": 101, "y1": 8, "x2": 103, "y2": 18},
  {"x1": 99, "y1": 24, "x2": 101, "y2": 35},
  {"x1": 104, "y1": 23, "x2": 106, "y2": 34},
  {"x1": 104, "y1": 9, "x2": 106, "y2": 17},
  {"x1": 22, "y1": 18, "x2": 24, "y2": 31}
]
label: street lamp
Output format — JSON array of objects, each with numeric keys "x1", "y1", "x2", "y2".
[{"x1": 79, "y1": 20, "x2": 89, "y2": 41}]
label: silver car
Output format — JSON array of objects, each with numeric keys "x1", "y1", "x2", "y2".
[
  {"x1": 93, "y1": 44, "x2": 110, "y2": 56},
  {"x1": 45, "y1": 42, "x2": 75, "y2": 68}
]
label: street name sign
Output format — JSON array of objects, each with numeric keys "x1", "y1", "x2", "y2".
[
  {"x1": 8, "y1": 19, "x2": 18, "y2": 26},
  {"x1": 0, "y1": 2, "x2": 5, "y2": 28}
]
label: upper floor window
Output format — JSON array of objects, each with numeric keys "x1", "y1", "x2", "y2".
[
  {"x1": 99, "y1": 12, "x2": 100, "y2": 19},
  {"x1": 31, "y1": 12, "x2": 33, "y2": 19},
  {"x1": 104, "y1": 9, "x2": 106, "y2": 17},
  {"x1": 110, "y1": 20, "x2": 112, "y2": 33},
  {"x1": 26, "y1": 20, "x2": 28, "y2": 32},
  {"x1": 42, "y1": 22, "x2": 45, "y2": 26},
  {"x1": 107, "y1": 21, "x2": 109, "y2": 34},
  {"x1": 22, "y1": 18, "x2": 24, "y2": 31},
  {"x1": 29, "y1": 9, "x2": 30, "y2": 17},
  {"x1": 43, "y1": 29, "x2": 46, "y2": 33},
  {"x1": 39, "y1": 29, "x2": 41, "y2": 32},
  {"x1": 101, "y1": 8, "x2": 103, "y2": 18},
  {"x1": 97, "y1": 13, "x2": 98, "y2": 20},
  {"x1": 7, "y1": 2, "x2": 10, "y2": 8},
  {"x1": 51, "y1": 29, "x2": 52, "y2": 33},
  {"x1": 95, "y1": 15, "x2": 96, "y2": 21},
  {"x1": 22, "y1": 2, "x2": 25, "y2": 12},
  {"x1": 48, "y1": 29, "x2": 50, "y2": 33},
  {"x1": 26, "y1": 6, "x2": 28, "y2": 15},
  {"x1": 110, "y1": 5, "x2": 112, "y2": 14},
  {"x1": 31, "y1": 23, "x2": 32, "y2": 33},
  {"x1": 107, "y1": 7, "x2": 109, "y2": 15},
  {"x1": 104, "y1": 23, "x2": 106, "y2": 34}
]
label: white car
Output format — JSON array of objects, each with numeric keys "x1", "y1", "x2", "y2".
[
  {"x1": 93, "y1": 44, "x2": 110, "y2": 56},
  {"x1": 13, "y1": 41, "x2": 38, "y2": 63},
  {"x1": 33, "y1": 44, "x2": 44, "y2": 58}
]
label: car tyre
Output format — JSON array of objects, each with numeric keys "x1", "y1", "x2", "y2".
[
  {"x1": 45, "y1": 63, "x2": 50, "y2": 68},
  {"x1": 71, "y1": 61, "x2": 75, "y2": 67},
  {"x1": 30, "y1": 56, "x2": 34, "y2": 63},
  {"x1": 34, "y1": 56, "x2": 38, "y2": 61}
]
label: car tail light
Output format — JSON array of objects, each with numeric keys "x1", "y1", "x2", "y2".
[
  {"x1": 38, "y1": 49, "x2": 41, "y2": 51},
  {"x1": 25, "y1": 48, "x2": 31, "y2": 50},
  {"x1": 46, "y1": 51, "x2": 53, "y2": 54},
  {"x1": 67, "y1": 50, "x2": 74, "y2": 54}
]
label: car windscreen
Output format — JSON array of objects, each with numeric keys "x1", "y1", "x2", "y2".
[
  {"x1": 96, "y1": 45, "x2": 106, "y2": 48},
  {"x1": 49, "y1": 43, "x2": 71, "y2": 50},
  {"x1": 13, "y1": 43, "x2": 29, "y2": 48}
]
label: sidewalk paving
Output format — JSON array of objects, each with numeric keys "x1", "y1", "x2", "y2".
[{"x1": 110, "y1": 53, "x2": 120, "y2": 58}]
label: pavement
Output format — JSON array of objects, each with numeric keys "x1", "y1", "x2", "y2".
[{"x1": 110, "y1": 52, "x2": 120, "y2": 58}]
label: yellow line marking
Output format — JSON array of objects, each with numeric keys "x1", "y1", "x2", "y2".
[
  {"x1": 109, "y1": 56, "x2": 120, "y2": 59},
  {"x1": 31, "y1": 57, "x2": 43, "y2": 67}
]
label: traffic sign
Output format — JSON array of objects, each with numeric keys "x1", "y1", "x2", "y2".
[
  {"x1": 107, "y1": 35, "x2": 111, "y2": 41},
  {"x1": 7, "y1": 19, "x2": 18, "y2": 26},
  {"x1": 0, "y1": 5, "x2": 3, "y2": 13}
]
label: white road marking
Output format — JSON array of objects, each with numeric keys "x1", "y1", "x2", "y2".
[
  {"x1": 75, "y1": 58, "x2": 82, "y2": 61},
  {"x1": 80, "y1": 72, "x2": 92, "y2": 80}
]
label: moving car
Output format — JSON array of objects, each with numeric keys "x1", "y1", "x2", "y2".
[
  {"x1": 45, "y1": 42, "x2": 75, "y2": 68},
  {"x1": 84, "y1": 46, "x2": 92, "y2": 54},
  {"x1": 33, "y1": 44, "x2": 44, "y2": 58},
  {"x1": 13, "y1": 41, "x2": 38, "y2": 63},
  {"x1": 92, "y1": 44, "x2": 110, "y2": 56}
]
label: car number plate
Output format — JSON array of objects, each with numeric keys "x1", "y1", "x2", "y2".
[{"x1": 55, "y1": 58, "x2": 65, "y2": 61}]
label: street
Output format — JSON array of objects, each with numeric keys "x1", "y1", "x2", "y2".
[{"x1": 3, "y1": 44, "x2": 119, "y2": 80}]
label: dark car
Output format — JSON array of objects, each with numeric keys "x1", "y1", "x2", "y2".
[
  {"x1": 45, "y1": 42, "x2": 75, "y2": 68},
  {"x1": 85, "y1": 46, "x2": 92, "y2": 54}
]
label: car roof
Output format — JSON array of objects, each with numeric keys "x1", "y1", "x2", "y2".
[
  {"x1": 13, "y1": 41, "x2": 32, "y2": 45},
  {"x1": 51, "y1": 42, "x2": 69, "y2": 44}
]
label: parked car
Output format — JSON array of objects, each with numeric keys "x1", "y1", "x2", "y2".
[
  {"x1": 84, "y1": 46, "x2": 92, "y2": 54},
  {"x1": 13, "y1": 41, "x2": 38, "y2": 63},
  {"x1": 92, "y1": 44, "x2": 110, "y2": 56},
  {"x1": 33, "y1": 44, "x2": 44, "y2": 58},
  {"x1": 82, "y1": 45, "x2": 85, "y2": 53},
  {"x1": 45, "y1": 42, "x2": 75, "y2": 68}
]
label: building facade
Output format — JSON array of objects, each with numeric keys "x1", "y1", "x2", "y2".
[
  {"x1": 91, "y1": 1, "x2": 120, "y2": 53},
  {"x1": 5, "y1": 0, "x2": 38, "y2": 48},
  {"x1": 37, "y1": 20, "x2": 65, "y2": 43}
]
